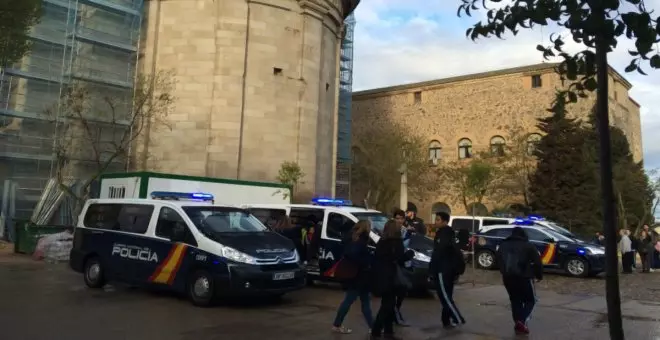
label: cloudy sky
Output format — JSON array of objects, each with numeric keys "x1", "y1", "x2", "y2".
[{"x1": 351, "y1": 1, "x2": 660, "y2": 169}]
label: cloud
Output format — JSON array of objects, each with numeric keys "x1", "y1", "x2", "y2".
[{"x1": 351, "y1": 0, "x2": 660, "y2": 168}]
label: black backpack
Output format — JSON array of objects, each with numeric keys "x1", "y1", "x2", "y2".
[{"x1": 453, "y1": 244, "x2": 466, "y2": 275}]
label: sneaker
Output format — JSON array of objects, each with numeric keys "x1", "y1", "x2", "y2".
[
  {"x1": 514, "y1": 321, "x2": 529, "y2": 335},
  {"x1": 443, "y1": 322, "x2": 457, "y2": 329},
  {"x1": 331, "y1": 326, "x2": 352, "y2": 334}
]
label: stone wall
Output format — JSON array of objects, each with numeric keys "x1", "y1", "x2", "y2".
[
  {"x1": 351, "y1": 64, "x2": 642, "y2": 219},
  {"x1": 137, "y1": 0, "x2": 344, "y2": 196}
]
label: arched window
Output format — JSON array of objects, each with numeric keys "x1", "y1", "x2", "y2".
[
  {"x1": 490, "y1": 135, "x2": 505, "y2": 157},
  {"x1": 428, "y1": 140, "x2": 442, "y2": 165},
  {"x1": 526, "y1": 133, "x2": 542, "y2": 156},
  {"x1": 458, "y1": 138, "x2": 472, "y2": 159}
]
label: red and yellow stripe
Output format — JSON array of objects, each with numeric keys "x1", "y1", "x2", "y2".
[
  {"x1": 324, "y1": 261, "x2": 340, "y2": 277},
  {"x1": 149, "y1": 243, "x2": 188, "y2": 285},
  {"x1": 541, "y1": 243, "x2": 556, "y2": 265}
]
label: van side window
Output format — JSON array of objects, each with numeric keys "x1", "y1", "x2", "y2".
[
  {"x1": 326, "y1": 213, "x2": 355, "y2": 239},
  {"x1": 482, "y1": 218, "x2": 507, "y2": 226},
  {"x1": 249, "y1": 208, "x2": 286, "y2": 228},
  {"x1": 117, "y1": 205, "x2": 154, "y2": 234},
  {"x1": 156, "y1": 207, "x2": 197, "y2": 246},
  {"x1": 451, "y1": 218, "x2": 478, "y2": 231},
  {"x1": 83, "y1": 204, "x2": 121, "y2": 230},
  {"x1": 83, "y1": 203, "x2": 153, "y2": 234}
]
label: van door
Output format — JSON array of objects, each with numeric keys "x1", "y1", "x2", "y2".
[
  {"x1": 452, "y1": 217, "x2": 481, "y2": 232},
  {"x1": 319, "y1": 212, "x2": 355, "y2": 278},
  {"x1": 525, "y1": 228, "x2": 559, "y2": 267},
  {"x1": 140, "y1": 206, "x2": 198, "y2": 289},
  {"x1": 106, "y1": 204, "x2": 155, "y2": 283}
]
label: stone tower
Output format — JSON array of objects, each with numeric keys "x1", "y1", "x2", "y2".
[{"x1": 138, "y1": 0, "x2": 359, "y2": 197}]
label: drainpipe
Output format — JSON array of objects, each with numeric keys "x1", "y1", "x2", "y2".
[{"x1": 236, "y1": 0, "x2": 251, "y2": 179}]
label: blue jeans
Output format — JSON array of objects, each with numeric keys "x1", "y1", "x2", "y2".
[{"x1": 332, "y1": 289, "x2": 373, "y2": 328}]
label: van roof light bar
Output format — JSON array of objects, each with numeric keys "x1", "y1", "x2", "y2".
[{"x1": 311, "y1": 197, "x2": 352, "y2": 206}]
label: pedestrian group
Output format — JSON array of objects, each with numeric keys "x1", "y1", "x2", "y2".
[{"x1": 328, "y1": 207, "x2": 544, "y2": 339}]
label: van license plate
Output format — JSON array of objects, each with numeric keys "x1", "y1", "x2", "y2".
[{"x1": 273, "y1": 272, "x2": 294, "y2": 280}]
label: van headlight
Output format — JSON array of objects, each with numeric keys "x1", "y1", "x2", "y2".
[
  {"x1": 583, "y1": 246, "x2": 605, "y2": 255},
  {"x1": 221, "y1": 245, "x2": 258, "y2": 264},
  {"x1": 413, "y1": 251, "x2": 431, "y2": 262},
  {"x1": 293, "y1": 249, "x2": 300, "y2": 262}
]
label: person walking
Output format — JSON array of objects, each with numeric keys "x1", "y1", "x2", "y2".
[
  {"x1": 331, "y1": 220, "x2": 374, "y2": 334},
  {"x1": 496, "y1": 227, "x2": 543, "y2": 335},
  {"x1": 429, "y1": 211, "x2": 466, "y2": 329},
  {"x1": 619, "y1": 229, "x2": 634, "y2": 274},
  {"x1": 370, "y1": 220, "x2": 414, "y2": 340},
  {"x1": 391, "y1": 209, "x2": 410, "y2": 327},
  {"x1": 638, "y1": 228, "x2": 652, "y2": 273}
]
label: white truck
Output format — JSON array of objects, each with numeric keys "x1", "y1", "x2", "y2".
[{"x1": 97, "y1": 171, "x2": 291, "y2": 205}]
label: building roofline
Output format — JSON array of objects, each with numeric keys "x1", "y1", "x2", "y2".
[{"x1": 352, "y1": 62, "x2": 636, "y2": 99}]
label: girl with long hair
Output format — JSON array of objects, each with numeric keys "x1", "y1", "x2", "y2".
[
  {"x1": 370, "y1": 220, "x2": 414, "y2": 340},
  {"x1": 331, "y1": 220, "x2": 374, "y2": 334}
]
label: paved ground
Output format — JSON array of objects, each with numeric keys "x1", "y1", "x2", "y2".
[
  {"x1": 461, "y1": 261, "x2": 660, "y2": 301},
  {"x1": 1, "y1": 255, "x2": 660, "y2": 339}
]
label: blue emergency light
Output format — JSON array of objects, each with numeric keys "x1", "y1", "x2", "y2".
[
  {"x1": 527, "y1": 214, "x2": 545, "y2": 221},
  {"x1": 311, "y1": 197, "x2": 352, "y2": 206},
  {"x1": 150, "y1": 191, "x2": 214, "y2": 202},
  {"x1": 512, "y1": 218, "x2": 535, "y2": 226}
]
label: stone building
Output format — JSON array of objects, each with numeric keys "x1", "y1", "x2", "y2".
[
  {"x1": 135, "y1": 0, "x2": 360, "y2": 198},
  {"x1": 351, "y1": 63, "x2": 642, "y2": 220}
]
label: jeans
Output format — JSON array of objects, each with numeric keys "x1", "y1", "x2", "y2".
[
  {"x1": 332, "y1": 289, "x2": 373, "y2": 328},
  {"x1": 622, "y1": 251, "x2": 634, "y2": 273},
  {"x1": 372, "y1": 292, "x2": 396, "y2": 336},
  {"x1": 503, "y1": 276, "x2": 537, "y2": 325},
  {"x1": 394, "y1": 288, "x2": 406, "y2": 324}
]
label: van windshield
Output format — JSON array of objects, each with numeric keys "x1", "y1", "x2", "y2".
[
  {"x1": 182, "y1": 207, "x2": 268, "y2": 234},
  {"x1": 352, "y1": 212, "x2": 390, "y2": 234}
]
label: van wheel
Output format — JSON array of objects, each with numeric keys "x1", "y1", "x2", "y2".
[
  {"x1": 565, "y1": 257, "x2": 589, "y2": 278},
  {"x1": 188, "y1": 270, "x2": 216, "y2": 307},
  {"x1": 84, "y1": 257, "x2": 106, "y2": 289},
  {"x1": 476, "y1": 250, "x2": 496, "y2": 270}
]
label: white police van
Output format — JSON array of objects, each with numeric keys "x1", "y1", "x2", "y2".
[
  {"x1": 69, "y1": 192, "x2": 305, "y2": 306},
  {"x1": 242, "y1": 198, "x2": 434, "y2": 291}
]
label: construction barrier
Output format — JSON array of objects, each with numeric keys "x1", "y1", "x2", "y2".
[{"x1": 13, "y1": 221, "x2": 72, "y2": 255}]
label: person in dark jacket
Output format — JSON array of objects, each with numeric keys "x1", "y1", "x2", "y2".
[
  {"x1": 331, "y1": 220, "x2": 374, "y2": 334},
  {"x1": 404, "y1": 206, "x2": 427, "y2": 236},
  {"x1": 370, "y1": 220, "x2": 414, "y2": 340},
  {"x1": 429, "y1": 211, "x2": 466, "y2": 328},
  {"x1": 273, "y1": 216, "x2": 303, "y2": 257},
  {"x1": 638, "y1": 229, "x2": 653, "y2": 273},
  {"x1": 496, "y1": 227, "x2": 543, "y2": 335},
  {"x1": 391, "y1": 209, "x2": 410, "y2": 327}
]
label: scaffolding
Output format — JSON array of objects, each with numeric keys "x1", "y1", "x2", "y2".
[
  {"x1": 0, "y1": 0, "x2": 144, "y2": 219},
  {"x1": 335, "y1": 14, "x2": 355, "y2": 198}
]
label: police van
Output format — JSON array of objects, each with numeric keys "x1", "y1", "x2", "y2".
[
  {"x1": 69, "y1": 192, "x2": 305, "y2": 306},
  {"x1": 242, "y1": 198, "x2": 435, "y2": 292}
]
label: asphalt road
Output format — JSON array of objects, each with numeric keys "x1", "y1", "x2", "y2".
[{"x1": 1, "y1": 260, "x2": 660, "y2": 340}]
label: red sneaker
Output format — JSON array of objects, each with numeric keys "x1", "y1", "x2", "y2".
[{"x1": 514, "y1": 321, "x2": 530, "y2": 335}]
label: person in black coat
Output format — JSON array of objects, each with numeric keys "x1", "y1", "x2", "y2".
[
  {"x1": 496, "y1": 227, "x2": 543, "y2": 335},
  {"x1": 331, "y1": 220, "x2": 374, "y2": 334},
  {"x1": 370, "y1": 220, "x2": 414, "y2": 340}
]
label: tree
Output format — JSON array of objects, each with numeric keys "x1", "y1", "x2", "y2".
[
  {"x1": 0, "y1": 0, "x2": 41, "y2": 66},
  {"x1": 528, "y1": 107, "x2": 602, "y2": 234},
  {"x1": 50, "y1": 71, "x2": 175, "y2": 213},
  {"x1": 585, "y1": 110, "x2": 654, "y2": 231},
  {"x1": 439, "y1": 158, "x2": 501, "y2": 214},
  {"x1": 274, "y1": 161, "x2": 305, "y2": 201},
  {"x1": 351, "y1": 119, "x2": 435, "y2": 212},
  {"x1": 646, "y1": 169, "x2": 660, "y2": 223},
  {"x1": 458, "y1": 1, "x2": 660, "y2": 335},
  {"x1": 500, "y1": 127, "x2": 538, "y2": 207}
]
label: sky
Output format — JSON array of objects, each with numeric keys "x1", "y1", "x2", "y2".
[{"x1": 351, "y1": 0, "x2": 660, "y2": 169}]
